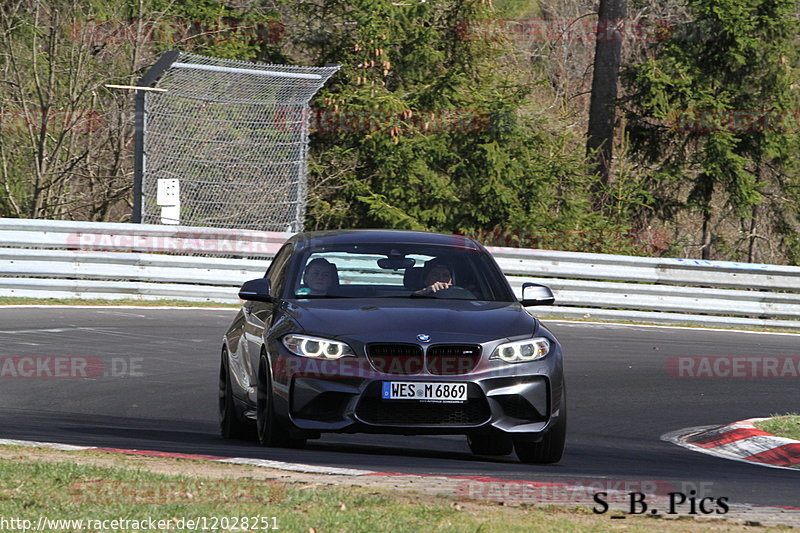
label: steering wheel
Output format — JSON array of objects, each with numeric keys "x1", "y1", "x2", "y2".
[{"x1": 431, "y1": 286, "x2": 475, "y2": 299}]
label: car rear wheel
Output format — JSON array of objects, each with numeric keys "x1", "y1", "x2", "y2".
[
  {"x1": 513, "y1": 386, "x2": 566, "y2": 464},
  {"x1": 256, "y1": 354, "x2": 306, "y2": 449},
  {"x1": 467, "y1": 430, "x2": 513, "y2": 456},
  {"x1": 219, "y1": 346, "x2": 250, "y2": 440}
]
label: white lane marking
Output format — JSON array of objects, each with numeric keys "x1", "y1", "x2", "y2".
[
  {"x1": 0, "y1": 437, "x2": 374, "y2": 476},
  {"x1": 661, "y1": 427, "x2": 800, "y2": 472},
  {"x1": 0, "y1": 438, "x2": 96, "y2": 451},
  {"x1": 93, "y1": 310, "x2": 148, "y2": 318},
  {"x1": 546, "y1": 320, "x2": 800, "y2": 337},
  {"x1": 216, "y1": 457, "x2": 374, "y2": 476},
  {"x1": 0, "y1": 327, "x2": 97, "y2": 335}
]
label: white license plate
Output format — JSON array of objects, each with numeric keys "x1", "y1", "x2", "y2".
[{"x1": 381, "y1": 381, "x2": 468, "y2": 402}]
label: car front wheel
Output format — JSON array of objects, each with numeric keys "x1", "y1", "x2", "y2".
[
  {"x1": 256, "y1": 353, "x2": 306, "y2": 449},
  {"x1": 219, "y1": 346, "x2": 250, "y2": 440},
  {"x1": 513, "y1": 386, "x2": 566, "y2": 464}
]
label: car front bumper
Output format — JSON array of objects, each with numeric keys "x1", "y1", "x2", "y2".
[{"x1": 269, "y1": 341, "x2": 564, "y2": 437}]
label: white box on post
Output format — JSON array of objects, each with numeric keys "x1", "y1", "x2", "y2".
[{"x1": 156, "y1": 179, "x2": 180, "y2": 225}]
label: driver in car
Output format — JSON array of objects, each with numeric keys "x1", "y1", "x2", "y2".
[
  {"x1": 303, "y1": 258, "x2": 338, "y2": 295},
  {"x1": 415, "y1": 259, "x2": 454, "y2": 295}
]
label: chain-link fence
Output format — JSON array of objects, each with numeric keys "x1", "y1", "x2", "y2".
[{"x1": 138, "y1": 53, "x2": 339, "y2": 231}]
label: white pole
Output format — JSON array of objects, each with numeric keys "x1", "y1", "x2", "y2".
[
  {"x1": 104, "y1": 84, "x2": 168, "y2": 92},
  {"x1": 171, "y1": 62, "x2": 322, "y2": 80}
]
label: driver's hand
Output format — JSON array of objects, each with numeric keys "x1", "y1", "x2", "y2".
[
  {"x1": 428, "y1": 281, "x2": 452, "y2": 293},
  {"x1": 414, "y1": 281, "x2": 452, "y2": 295}
]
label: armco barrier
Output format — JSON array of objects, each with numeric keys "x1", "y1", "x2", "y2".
[
  {"x1": 0, "y1": 218, "x2": 287, "y2": 256},
  {"x1": 0, "y1": 218, "x2": 282, "y2": 302},
  {"x1": 1, "y1": 218, "x2": 800, "y2": 330}
]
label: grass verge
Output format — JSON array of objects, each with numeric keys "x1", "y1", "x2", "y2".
[
  {"x1": 755, "y1": 414, "x2": 800, "y2": 441},
  {"x1": 0, "y1": 447, "x2": 790, "y2": 533}
]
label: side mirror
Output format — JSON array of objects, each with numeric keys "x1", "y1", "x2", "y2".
[
  {"x1": 521, "y1": 282, "x2": 555, "y2": 307},
  {"x1": 239, "y1": 278, "x2": 273, "y2": 302}
]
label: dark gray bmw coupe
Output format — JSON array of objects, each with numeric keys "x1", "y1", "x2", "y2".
[{"x1": 219, "y1": 230, "x2": 566, "y2": 463}]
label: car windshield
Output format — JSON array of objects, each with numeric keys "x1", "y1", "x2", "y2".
[{"x1": 289, "y1": 242, "x2": 513, "y2": 302}]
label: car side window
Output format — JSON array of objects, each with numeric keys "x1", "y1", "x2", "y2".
[{"x1": 265, "y1": 243, "x2": 294, "y2": 298}]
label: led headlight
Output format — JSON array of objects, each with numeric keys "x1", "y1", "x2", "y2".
[
  {"x1": 490, "y1": 337, "x2": 550, "y2": 363},
  {"x1": 282, "y1": 334, "x2": 355, "y2": 360}
]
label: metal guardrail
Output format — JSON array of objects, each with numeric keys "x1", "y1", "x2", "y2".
[
  {"x1": 0, "y1": 218, "x2": 288, "y2": 257},
  {"x1": 0, "y1": 218, "x2": 278, "y2": 302},
  {"x1": 2, "y1": 218, "x2": 800, "y2": 330}
]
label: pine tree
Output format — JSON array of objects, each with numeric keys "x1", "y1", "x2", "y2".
[{"x1": 623, "y1": 0, "x2": 799, "y2": 261}]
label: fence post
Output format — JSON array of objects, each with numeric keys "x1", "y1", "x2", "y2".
[{"x1": 132, "y1": 50, "x2": 181, "y2": 223}]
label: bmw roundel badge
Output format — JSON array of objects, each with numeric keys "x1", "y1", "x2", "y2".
[{"x1": 417, "y1": 333, "x2": 431, "y2": 342}]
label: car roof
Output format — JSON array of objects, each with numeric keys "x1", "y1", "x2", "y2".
[{"x1": 289, "y1": 229, "x2": 483, "y2": 250}]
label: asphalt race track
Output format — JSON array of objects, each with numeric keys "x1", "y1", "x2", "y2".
[{"x1": 0, "y1": 307, "x2": 797, "y2": 509}]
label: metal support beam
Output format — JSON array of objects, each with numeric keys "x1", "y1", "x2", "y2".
[{"x1": 132, "y1": 50, "x2": 181, "y2": 223}]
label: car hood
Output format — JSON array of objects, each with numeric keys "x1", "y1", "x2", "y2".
[{"x1": 282, "y1": 298, "x2": 538, "y2": 344}]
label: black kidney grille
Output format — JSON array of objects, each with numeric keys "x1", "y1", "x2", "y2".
[
  {"x1": 426, "y1": 345, "x2": 481, "y2": 375},
  {"x1": 367, "y1": 343, "x2": 424, "y2": 375}
]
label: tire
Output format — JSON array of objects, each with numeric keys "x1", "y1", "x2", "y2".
[
  {"x1": 219, "y1": 346, "x2": 251, "y2": 440},
  {"x1": 467, "y1": 430, "x2": 513, "y2": 456},
  {"x1": 514, "y1": 386, "x2": 567, "y2": 464},
  {"x1": 256, "y1": 354, "x2": 306, "y2": 449}
]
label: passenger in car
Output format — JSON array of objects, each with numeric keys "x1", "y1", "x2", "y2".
[{"x1": 303, "y1": 258, "x2": 339, "y2": 295}]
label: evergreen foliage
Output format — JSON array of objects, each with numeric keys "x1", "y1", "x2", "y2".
[
  {"x1": 2, "y1": 0, "x2": 800, "y2": 262},
  {"x1": 622, "y1": 0, "x2": 800, "y2": 261},
  {"x1": 293, "y1": 0, "x2": 618, "y2": 248}
]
